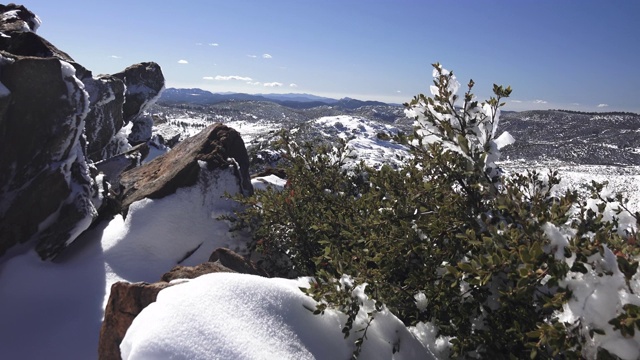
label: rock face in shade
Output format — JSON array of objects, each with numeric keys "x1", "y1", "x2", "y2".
[
  {"x1": 0, "y1": 52, "x2": 97, "y2": 260},
  {"x1": 0, "y1": 4, "x2": 165, "y2": 260},
  {"x1": 112, "y1": 62, "x2": 165, "y2": 146},
  {"x1": 119, "y1": 123, "x2": 253, "y2": 212},
  {"x1": 83, "y1": 74, "x2": 127, "y2": 161}
]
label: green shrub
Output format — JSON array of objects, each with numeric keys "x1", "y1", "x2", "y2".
[{"x1": 231, "y1": 64, "x2": 640, "y2": 359}]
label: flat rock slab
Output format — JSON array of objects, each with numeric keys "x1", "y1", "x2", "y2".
[{"x1": 119, "y1": 123, "x2": 252, "y2": 212}]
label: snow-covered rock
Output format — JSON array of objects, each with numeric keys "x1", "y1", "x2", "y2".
[
  {"x1": 0, "y1": 53, "x2": 95, "y2": 260},
  {"x1": 120, "y1": 273, "x2": 435, "y2": 360},
  {"x1": 0, "y1": 4, "x2": 167, "y2": 260},
  {"x1": 111, "y1": 62, "x2": 165, "y2": 145},
  {"x1": 119, "y1": 123, "x2": 253, "y2": 212},
  {"x1": 312, "y1": 115, "x2": 409, "y2": 169},
  {"x1": 83, "y1": 74, "x2": 126, "y2": 161}
]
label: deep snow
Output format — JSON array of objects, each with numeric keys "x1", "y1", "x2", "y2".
[
  {"x1": 0, "y1": 166, "x2": 247, "y2": 359},
  {"x1": 121, "y1": 273, "x2": 434, "y2": 360}
]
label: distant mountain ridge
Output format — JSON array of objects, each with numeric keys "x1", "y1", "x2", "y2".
[{"x1": 158, "y1": 87, "x2": 392, "y2": 110}]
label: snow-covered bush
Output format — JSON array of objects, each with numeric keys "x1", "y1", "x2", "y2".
[{"x1": 231, "y1": 64, "x2": 640, "y2": 359}]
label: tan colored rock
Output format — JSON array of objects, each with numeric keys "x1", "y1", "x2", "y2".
[{"x1": 98, "y1": 281, "x2": 172, "y2": 360}]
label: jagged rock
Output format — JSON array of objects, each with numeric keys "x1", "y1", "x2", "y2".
[
  {"x1": 98, "y1": 281, "x2": 173, "y2": 360},
  {"x1": 208, "y1": 247, "x2": 268, "y2": 276},
  {"x1": 112, "y1": 62, "x2": 164, "y2": 123},
  {"x1": 111, "y1": 62, "x2": 164, "y2": 145},
  {"x1": 0, "y1": 4, "x2": 40, "y2": 33},
  {"x1": 119, "y1": 123, "x2": 253, "y2": 212},
  {"x1": 0, "y1": 52, "x2": 98, "y2": 260},
  {"x1": 0, "y1": 4, "x2": 75, "y2": 61},
  {"x1": 83, "y1": 74, "x2": 126, "y2": 161},
  {"x1": 0, "y1": 4, "x2": 166, "y2": 259},
  {"x1": 127, "y1": 113, "x2": 153, "y2": 145}
]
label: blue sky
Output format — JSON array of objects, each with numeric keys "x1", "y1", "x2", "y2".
[{"x1": 24, "y1": 0, "x2": 640, "y2": 112}]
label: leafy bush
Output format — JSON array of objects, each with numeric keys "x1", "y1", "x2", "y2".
[{"x1": 231, "y1": 64, "x2": 640, "y2": 359}]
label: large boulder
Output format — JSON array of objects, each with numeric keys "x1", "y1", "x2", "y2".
[
  {"x1": 83, "y1": 74, "x2": 126, "y2": 161},
  {"x1": 0, "y1": 4, "x2": 166, "y2": 259},
  {"x1": 119, "y1": 123, "x2": 253, "y2": 212},
  {"x1": 0, "y1": 52, "x2": 98, "y2": 260},
  {"x1": 0, "y1": 4, "x2": 77, "y2": 65},
  {"x1": 112, "y1": 62, "x2": 164, "y2": 145}
]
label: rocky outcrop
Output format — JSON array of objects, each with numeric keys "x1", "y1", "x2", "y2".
[
  {"x1": 0, "y1": 4, "x2": 77, "y2": 65},
  {"x1": 83, "y1": 75, "x2": 126, "y2": 161},
  {"x1": 0, "y1": 4, "x2": 165, "y2": 259},
  {"x1": 112, "y1": 62, "x2": 164, "y2": 124},
  {"x1": 112, "y1": 62, "x2": 164, "y2": 146},
  {"x1": 0, "y1": 52, "x2": 97, "y2": 259},
  {"x1": 119, "y1": 123, "x2": 253, "y2": 212},
  {"x1": 98, "y1": 248, "x2": 261, "y2": 360}
]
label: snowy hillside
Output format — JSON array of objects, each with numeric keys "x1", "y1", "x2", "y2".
[{"x1": 2, "y1": 85, "x2": 639, "y2": 359}]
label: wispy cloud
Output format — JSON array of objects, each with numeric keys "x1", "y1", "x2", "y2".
[
  {"x1": 195, "y1": 43, "x2": 203, "y2": 46},
  {"x1": 209, "y1": 43, "x2": 219, "y2": 47},
  {"x1": 203, "y1": 76, "x2": 215, "y2": 80},
  {"x1": 247, "y1": 81, "x2": 262, "y2": 86},
  {"x1": 511, "y1": 100, "x2": 522, "y2": 103},
  {"x1": 110, "y1": 55, "x2": 122, "y2": 59},
  {"x1": 213, "y1": 75, "x2": 253, "y2": 81},
  {"x1": 247, "y1": 55, "x2": 257, "y2": 58},
  {"x1": 533, "y1": 99, "x2": 547, "y2": 104},
  {"x1": 289, "y1": 83, "x2": 298, "y2": 88},
  {"x1": 262, "y1": 54, "x2": 273, "y2": 59},
  {"x1": 396, "y1": 90, "x2": 401, "y2": 93},
  {"x1": 264, "y1": 82, "x2": 283, "y2": 87},
  {"x1": 178, "y1": 59, "x2": 189, "y2": 64},
  {"x1": 597, "y1": 103, "x2": 609, "y2": 108}
]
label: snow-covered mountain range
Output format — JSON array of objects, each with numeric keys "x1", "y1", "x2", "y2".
[{"x1": 152, "y1": 91, "x2": 640, "y2": 167}]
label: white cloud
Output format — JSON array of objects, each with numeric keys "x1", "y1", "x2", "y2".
[
  {"x1": 178, "y1": 60, "x2": 189, "y2": 64},
  {"x1": 533, "y1": 99, "x2": 547, "y2": 104},
  {"x1": 247, "y1": 55, "x2": 257, "y2": 58},
  {"x1": 110, "y1": 55, "x2": 122, "y2": 59},
  {"x1": 263, "y1": 82, "x2": 283, "y2": 87},
  {"x1": 396, "y1": 90, "x2": 401, "y2": 93},
  {"x1": 289, "y1": 83, "x2": 298, "y2": 88},
  {"x1": 209, "y1": 43, "x2": 219, "y2": 46},
  {"x1": 195, "y1": 43, "x2": 203, "y2": 46},
  {"x1": 597, "y1": 103, "x2": 609, "y2": 108},
  {"x1": 262, "y1": 54, "x2": 273, "y2": 59},
  {"x1": 214, "y1": 75, "x2": 253, "y2": 81},
  {"x1": 203, "y1": 76, "x2": 215, "y2": 80},
  {"x1": 511, "y1": 100, "x2": 522, "y2": 103},
  {"x1": 247, "y1": 81, "x2": 262, "y2": 86}
]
